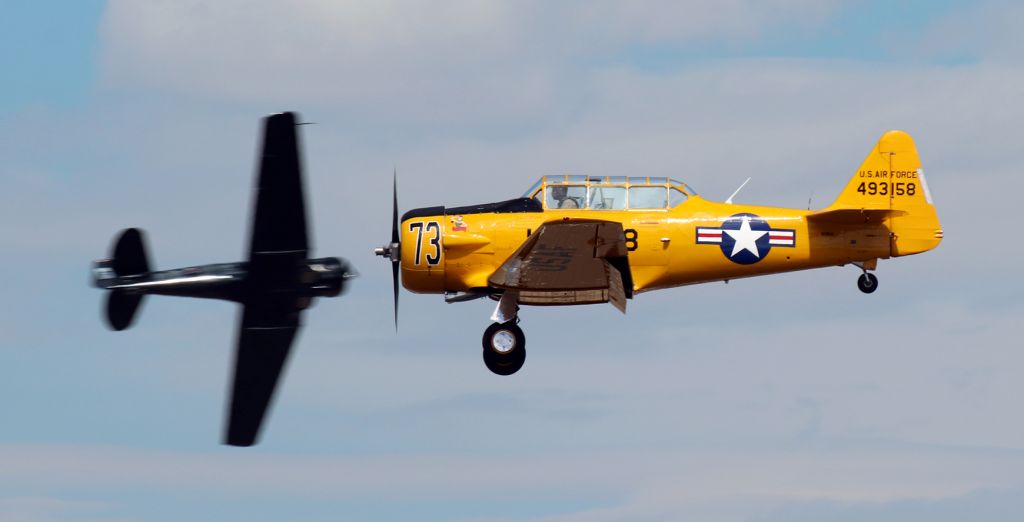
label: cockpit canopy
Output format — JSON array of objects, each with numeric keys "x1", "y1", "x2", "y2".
[{"x1": 521, "y1": 175, "x2": 697, "y2": 211}]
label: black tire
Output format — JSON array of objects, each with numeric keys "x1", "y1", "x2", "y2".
[
  {"x1": 857, "y1": 272, "x2": 878, "y2": 294},
  {"x1": 482, "y1": 321, "x2": 526, "y2": 376}
]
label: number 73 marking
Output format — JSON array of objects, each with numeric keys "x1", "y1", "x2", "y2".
[{"x1": 409, "y1": 221, "x2": 442, "y2": 266}]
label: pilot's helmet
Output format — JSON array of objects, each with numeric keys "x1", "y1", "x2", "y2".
[{"x1": 552, "y1": 185, "x2": 568, "y2": 199}]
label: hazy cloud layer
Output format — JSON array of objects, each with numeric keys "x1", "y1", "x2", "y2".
[{"x1": 1, "y1": 1, "x2": 1021, "y2": 521}]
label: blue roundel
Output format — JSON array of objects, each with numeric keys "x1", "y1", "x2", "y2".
[{"x1": 719, "y1": 213, "x2": 773, "y2": 265}]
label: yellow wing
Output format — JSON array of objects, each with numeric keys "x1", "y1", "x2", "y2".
[{"x1": 488, "y1": 221, "x2": 631, "y2": 312}]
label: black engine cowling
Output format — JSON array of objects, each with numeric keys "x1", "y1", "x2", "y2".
[{"x1": 303, "y1": 257, "x2": 351, "y2": 297}]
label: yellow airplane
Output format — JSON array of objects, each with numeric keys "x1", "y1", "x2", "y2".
[{"x1": 375, "y1": 130, "x2": 942, "y2": 375}]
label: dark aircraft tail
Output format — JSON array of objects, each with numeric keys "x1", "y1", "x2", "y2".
[
  {"x1": 106, "y1": 290, "x2": 144, "y2": 331},
  {"x1": 98, "y1": 228, "x2": 152, "y2": 330},
  {"x1": 111, "y1": 228, "x2": 151, "y2": 276}
]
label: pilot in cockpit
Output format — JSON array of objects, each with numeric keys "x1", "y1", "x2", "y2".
[{"x1": 551, "y1": 185, "x2": 579, "y2": 209}]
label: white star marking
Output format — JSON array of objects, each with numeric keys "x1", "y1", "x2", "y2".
[{"x1": 724, "y1": 216, "x2": 768, "y2": 258}]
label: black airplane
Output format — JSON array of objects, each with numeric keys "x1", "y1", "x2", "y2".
[{"x1": 92, "y1": 112, "x2": 352, "y2": 446}]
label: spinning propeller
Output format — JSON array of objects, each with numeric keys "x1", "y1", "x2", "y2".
[{"x1": 374, "y1": 171, "x2": 401, "y2": 329}]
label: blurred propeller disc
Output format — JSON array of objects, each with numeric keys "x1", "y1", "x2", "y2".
[
  {"x1": 374, "y1": 170, "x2": 401, "y2": 331},
  {"x1": 391, "y1": 170, "x2": 400, "y2": 329}
]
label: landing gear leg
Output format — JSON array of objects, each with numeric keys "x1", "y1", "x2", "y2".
[
  {"x1": 857, "y1": 272, "x2": 878, "y2": 294},
  {"x1": 490, "y1": 290, "x2": 519, "y2": 323}
]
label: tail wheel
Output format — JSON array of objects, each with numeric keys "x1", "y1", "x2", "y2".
[
  {"x1": 857, "y1": 272, "x2": 878, "y2": 294},
  {"x1": 482, "y1": 321, "x2": 526, "y2": 376}
]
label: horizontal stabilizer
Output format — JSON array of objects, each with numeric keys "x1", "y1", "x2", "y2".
[
  {"x1": 106, "y1": 289, "x2": 144, "y2": 331},
  {"x1": 807, "y1": 208, "x2": 906, "y2": 225}
]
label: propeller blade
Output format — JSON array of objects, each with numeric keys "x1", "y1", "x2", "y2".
[
  {"x1": 392, "y1": 260, "x2": 399, "y2": 330},
  {"x1": 391, "y1": 169, "x2": 399, "y2": 245},
  {"x1": 392, "y1": 169, "x2": 400, "y2": 331}
]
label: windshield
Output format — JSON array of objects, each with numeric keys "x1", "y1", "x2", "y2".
[
  {"x1": 523, "y1": 176, "x2": 698, "y2": 208},
  {"x1": 521, "y1": 178, "x2": 543, "y2": 198}
]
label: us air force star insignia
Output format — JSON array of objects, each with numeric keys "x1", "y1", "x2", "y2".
[
  {"x1": 724, "y1": 215, "x2": 766, "y2": 258},
  {"x1": 695, "y1": 213, "x2": 796, "y2": 265}
]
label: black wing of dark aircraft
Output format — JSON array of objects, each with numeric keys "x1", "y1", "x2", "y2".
[
  {"x1": 227, "y1": 112, "x2": 311, "y2": 447},
  {"x1": 248, "y1": 112, "x2": 309, "y2": 257},
  {"x1": 227, "y1": 305, "x2": 300, "y2": 446},
  {"x1": 93, "y1": 112, "x2": 352, "y2": 447}
]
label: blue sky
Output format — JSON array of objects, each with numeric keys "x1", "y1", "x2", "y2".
[
  {"x1": 0, "y1": 1, "x2": 104, "y2": 113},
  {"x1": 2, "y1": 1, "x2": 1023, "y2": 521}
]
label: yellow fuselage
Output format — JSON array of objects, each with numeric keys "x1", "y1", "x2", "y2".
[{"x1": 399, "y1": 196, "x2": 903, "y2": 296}]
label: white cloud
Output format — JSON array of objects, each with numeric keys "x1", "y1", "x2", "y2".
[
  {"x1": 97, "y1": 0, "x2": 838, "y2": 130},
  {"x1": 750, "y1": 487, "x2": 1024, "y2": 522},
  {"x1": 3, "y1": 2, "x2": 1024, "y2": 521},
  {"x1": 0, "y1": 497, "x2": 121, "y2": 522},
  {"x1": 1, "y1": 443, "x2": 1021, "y2": 521}
]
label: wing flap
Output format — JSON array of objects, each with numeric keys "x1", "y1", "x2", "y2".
[{"x1": 607, "y1": 265, "x2": 626, "y2": 313}]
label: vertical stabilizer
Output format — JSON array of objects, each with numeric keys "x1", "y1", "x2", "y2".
[{"x1": 828, "y1": 131, "x2": 942, "y2": 256}]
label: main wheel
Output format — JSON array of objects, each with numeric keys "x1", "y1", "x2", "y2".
[
  {"x1": 482, "y1": 321, "x2": 526, "y2": 376},
  {"x1": 857, "y1": 272, "x2": 878, "y2": 294}
]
